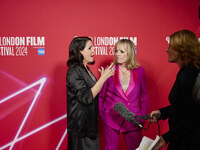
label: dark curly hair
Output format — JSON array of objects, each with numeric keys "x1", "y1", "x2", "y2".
[{"x1": 67, "y1": 37, "x2": 92, "y2": 67}]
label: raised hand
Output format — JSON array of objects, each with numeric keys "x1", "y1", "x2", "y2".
[{"x1": 98, "y1": 63, "x2": 115, "y2": 81}]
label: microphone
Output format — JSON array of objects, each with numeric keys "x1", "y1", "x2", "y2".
[{"x1": 113, "y1": 102, "x2": 144, "y2": 128}]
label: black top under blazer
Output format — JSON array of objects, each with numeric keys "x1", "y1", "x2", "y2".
[
  {"x1": 160, "y1": 63, "x2": 200, "y2": 150},
  {"x1": 66, "y1": 64, "x2": 98, "y2": 138}
]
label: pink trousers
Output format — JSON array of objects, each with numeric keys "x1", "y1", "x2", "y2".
[{"x1": 104, "y1": 125, "x2": 142, "y2": 150}]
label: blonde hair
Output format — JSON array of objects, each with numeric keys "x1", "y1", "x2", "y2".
[
  {"x1": 169, "y1": 30, "x2": 200, "y2": 69},
  {"x1": 114, "y1": 39, "x2": 139, "y2": 69}
]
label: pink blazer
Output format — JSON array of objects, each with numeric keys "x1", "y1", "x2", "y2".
[{"x1": 99, "y1": 65, "x2": 149, "y2": 132}]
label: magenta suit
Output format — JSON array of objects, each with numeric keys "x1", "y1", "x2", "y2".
[{"x1": 99, "y1": 65, "x2": 149, "y2": 150}]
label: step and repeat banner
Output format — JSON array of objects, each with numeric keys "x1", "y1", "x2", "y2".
[{"x1": 0, "y1": 0, "x2": 199, "y2": 149}]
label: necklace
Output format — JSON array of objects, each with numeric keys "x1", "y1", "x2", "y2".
[
  {"x1": 119, "y1": 67, "x2": 130, "y2": 80},
  {"x1": 119, "y1": 67, "x2": 130, "y2": 92},
  {"x1": 119, "y1": 67, "x2": 129, "y2": 75}
]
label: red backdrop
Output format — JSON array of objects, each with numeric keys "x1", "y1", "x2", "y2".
[{"x1": 0, "y1": 0, "x2": 199, "y2": 149}]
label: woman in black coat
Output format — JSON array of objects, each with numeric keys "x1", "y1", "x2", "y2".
[
  {"x1": 150, "y1": 30, "x2": 200, "y2": 150},
  {"x1": 66, "y1": 37, "x2": 115, "y2": 150}
]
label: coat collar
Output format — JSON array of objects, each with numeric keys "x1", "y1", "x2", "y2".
[
  {"x1": 82, "y1": 65, "x2": 96, "y2": 87},
  {"x1": 113, "y1": 65, "x2": 136, "y2": 101}
]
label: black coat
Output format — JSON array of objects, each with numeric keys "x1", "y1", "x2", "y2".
[
  {"x1": 66, "y1": 64, "x2": 99, "y2": 138},
  {"x1": 160, "y1": 64, "x2": 200, "y2": 150}
]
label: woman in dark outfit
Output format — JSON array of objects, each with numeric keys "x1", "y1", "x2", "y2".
[
  {"x1": 150, "y1": 30, "x2": 200, "y2": 150},
  {"x1": 66, "y1": 37, "x2": 115, "y2": 150}
]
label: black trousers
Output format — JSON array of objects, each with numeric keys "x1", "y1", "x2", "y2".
[{"x1": 68, "y1": 134, "x2": 99, "y2": 150}]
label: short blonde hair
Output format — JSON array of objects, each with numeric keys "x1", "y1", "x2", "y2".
[
  {"x1": 114, "y1": 39, "x2": 139, "y2": 69},
  {"x1": 170, "y1": 30, "x2": 200, "y2": 69}
]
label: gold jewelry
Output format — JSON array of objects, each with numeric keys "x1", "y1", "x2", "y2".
[
  {"x1": 119, "y1": 67, "x2": 129, "y2": 75},
  {"x1": 119, "y1": 67, "x2": 130, "y2": 80}
]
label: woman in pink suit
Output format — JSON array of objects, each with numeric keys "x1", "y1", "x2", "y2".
[{"x1": 99, "y1": 39, "x2": 149, "y2": 150}]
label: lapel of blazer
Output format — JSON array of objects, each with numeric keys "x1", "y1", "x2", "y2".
[
  {"x1": 87, "y1": 66, "x2": 97, "y2": 82},
  {"x1": 113, "y1": 66, "x2": 129, "y2": 102},
  {"x1": 113, "y1": 66, "x2": 137, "y2": 101},
  {"x1": 82, "y1": 66, "x2": 96, "y2": 88},
  {"x1": 125, "y1": 69, "x2": 136, "y2": 96}
]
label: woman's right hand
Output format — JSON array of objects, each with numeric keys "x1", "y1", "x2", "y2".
[
  {"x1": 91, "y1": 63, "x2": 115, "y2": 98},
  {"x1": 149, "y1": 110, "x2": 161, "y2": 123},
  {"x1": 98, "y1": 63, "x2": 115, "y2": 81}
]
